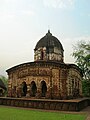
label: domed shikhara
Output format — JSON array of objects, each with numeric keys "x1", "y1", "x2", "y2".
[{"x1": 34, "y1": 30, "x2": 64, "y2": 62}]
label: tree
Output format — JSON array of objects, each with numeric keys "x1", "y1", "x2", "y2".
[
  {"x1": 72, "y1": 40, "x2": 90, "y2": 97},
  {"x1": 0, "y1": 75, "x2": 8, "y2": 96},
  {"x1": 0, "y1": 75, "x2": 8, "y2": 88},
  {"x1": 82, "y1": 80, "x2": 90, "y2": 97}
]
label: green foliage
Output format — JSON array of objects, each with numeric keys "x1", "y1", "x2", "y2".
[
  {"x1": 0, "y1": 75, "x2": 8, "y2": 96},
  {"x1": 72, "y1": 41, "x2": 90, "y2": 81},
  {"x1": 82, "y1": 80, "x2": 90, "y2": 97},
  {"x1": 0, "y1": 107, "x2": 86, "y2": 120},
  {"x1": 72, "y1": 40, "x2": 90, "y2": 97},
  {"x1": 0, "y1": 75, "x2": 8, "y2": 88}
]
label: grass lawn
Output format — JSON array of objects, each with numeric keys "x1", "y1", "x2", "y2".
[{"x1": 0, "y1": 106, "x2": 86, "y2": 120}]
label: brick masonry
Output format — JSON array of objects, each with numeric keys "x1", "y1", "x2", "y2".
[
  {"x1": 6, "y1": 61, "x2": 82, "y2": 100},
  {"x1": 0, "y1": 97, "x2": 89, "y2": 111}
]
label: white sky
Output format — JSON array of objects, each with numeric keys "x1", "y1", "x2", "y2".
[{"x1": 0, "y1": 0, "x2": 90, "y2": 76}]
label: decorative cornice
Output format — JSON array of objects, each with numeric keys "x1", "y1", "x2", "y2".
[{"x1": 6, "y1": 61, "x2": 82, "y2": 76}]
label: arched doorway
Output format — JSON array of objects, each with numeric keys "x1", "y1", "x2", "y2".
[
  {"x1": 30, "y1": 81, "x2": 37, "y2": 97},
  {"x1": 41, "y1": 50, "x2": 44, "y2": 60},
  {"x1": 22, "y1": 82, "x2": 27, "y2": 96},
  {"x1": 41, "y1": 81, "x2": 47, "y2": 97}
]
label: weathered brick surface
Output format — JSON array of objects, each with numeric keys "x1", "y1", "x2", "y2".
[
  {"x1": 0, "y1": 97, "x2": 90, "y2": 111},
  {"x1": 6, "y1": 61, "x2": 82, "y2": 100}
]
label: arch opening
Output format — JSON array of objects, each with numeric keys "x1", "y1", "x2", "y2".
[
  {"x1": 30, "y1": 81, "x2": 37, "y2": 97},
  {"x1": 22, "y1": 82, "x2": 27, "y2": 96},
  {"x1": 41, "y1": 50, "x2": 44, "y2": 60},
  {"x1": 41, "y1": 81, "x2": 47, "y2": 97}
]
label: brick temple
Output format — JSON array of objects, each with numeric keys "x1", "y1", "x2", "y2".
[{"x1": 6, "y1": 30, "x2": 83, "y2": 99}]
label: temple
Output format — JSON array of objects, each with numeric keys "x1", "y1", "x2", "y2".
[{"x1": 6, "y1": 31, "x2": 82, "y2": 99}]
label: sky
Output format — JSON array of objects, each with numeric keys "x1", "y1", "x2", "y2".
[{"x1": 0, "y1": 0, "x2": 90, "y2": 77}]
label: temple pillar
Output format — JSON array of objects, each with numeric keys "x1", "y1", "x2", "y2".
[{"x1": 26, "y1": 84, "x2": 30, "y2": 97}]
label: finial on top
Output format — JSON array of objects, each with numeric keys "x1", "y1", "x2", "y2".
[
  {"x1": 48, "y1": 29, "x2": 50, "y2": 33},
  {"x1": 46, "y1": 29, "x2": 52, "y2": 36}
]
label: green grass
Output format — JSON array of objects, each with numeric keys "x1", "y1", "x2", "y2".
[{"x1": 0, "y1": 106, "x2": 86, "y2": 120}]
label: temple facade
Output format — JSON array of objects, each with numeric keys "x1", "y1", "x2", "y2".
[{"x1": 6, "y1": 30, "x2": 82, "y2": 99}]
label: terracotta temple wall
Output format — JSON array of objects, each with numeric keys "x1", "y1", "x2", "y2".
[{"x1": 7, "y1": 63, "x2": 82, "y2": 100}]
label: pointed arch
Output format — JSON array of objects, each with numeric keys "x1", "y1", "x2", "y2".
[
  {"x1": 41, "y1": 81, "x2": 47, "y2": 97},
  {"x1": 30, "y1": 81, "x2": 37, "y2": 97},
  {"x1": 41, "y1": 50, "x2": 44, "y2": 60},
  {"x1": 22, "y1": 81, "x2": 27, "y2": 96}
]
